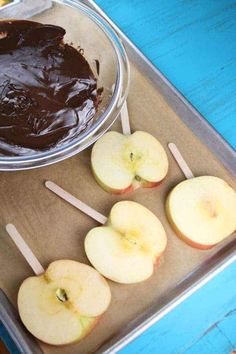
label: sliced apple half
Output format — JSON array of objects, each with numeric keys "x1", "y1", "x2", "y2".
[
  {"x1": 18, "y1": 260, "x2": 111, "y2": 345},
  {"x1": 91, "y1": 131, "x2": 168, "y2": 194},
  {"x1": 166, "y1": 176, "x2": 236, "y2": 249},
  {"x1": 85, "y1": 201, "x2": 167, "y2": 283}
]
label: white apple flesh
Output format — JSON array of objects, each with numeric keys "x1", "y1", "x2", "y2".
[
  {"x1": 18, "y1": 260, "x2": 111, "y2": 345},
  {"x1": 166, "y1": 176, "x2": 236, "y2": 249},
  {"x1": 91, "y1": 131, "x2": 168, "y2": 194},
  {"x1": 85, "y1": 201, "x2": 167, "y2": 283}
]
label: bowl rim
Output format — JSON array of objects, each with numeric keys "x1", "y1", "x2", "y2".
[{"x1": 0, "y1": 0, "x2": 130, "y2": 168}]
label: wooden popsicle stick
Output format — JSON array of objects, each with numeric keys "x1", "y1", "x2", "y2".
[
  {"x1": 168, "y1": 143, "x2": 194, "y2": 179},
  {"x1": 120, "y1": 100, "x2": 131, "y2": 135},
  {"x1": 112, "y1": 84, "x2": 131, "y2": 135},
  {"x1": 45, "y1": 181, "x2": 107, "y2": 225},
  {"x1": 5, "y1": 224, "x2": 44, "y2": 275}
]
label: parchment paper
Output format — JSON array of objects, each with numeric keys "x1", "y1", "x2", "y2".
[{"x1": 0, "y1": 3, "x2": 235, "y2": 354}]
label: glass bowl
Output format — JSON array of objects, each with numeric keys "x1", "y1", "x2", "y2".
[{"x1": 0, "y1": 0, "x2": 130, "y2": 170}]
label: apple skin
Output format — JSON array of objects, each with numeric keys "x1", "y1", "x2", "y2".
[
  {"x1": 109, "y1": 180, "x2": 163, "y2": 195},
  {"x1": 141, "y1": 180, "x2": 163, "y2": 189},
  {"x1": 154, "y1": 256, "x2": 161, "y2": 267},
  {"x1": 92, "y1": 165, "x2": 164, "y2": 194},
  {"x1": 179, "y1": 235, "x2": 216, "y2": 250},
  {"x1": 165, "y1": 195, "x2": 216, "y2": 250}
]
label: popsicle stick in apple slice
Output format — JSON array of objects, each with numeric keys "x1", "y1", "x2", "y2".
[
  {"x1": 45, "y1": 181, "x2": 107, "y2": 224},
  {"x1": 112, "y1": 83, "x2": 131, "y2": 136},
  {"x1": 91, "y1": 93, "x2": 168, "y2": 194},
  {"x1": 168, "y1": 143, "x2": 194, "y2": 179},
  {"x1": 120, "y1": 99, "x2": 131, "y2": 136},
  {"x1": 6, "y1": 223, "x2": 44, "y2": 275},
  {"x1": 166, "y1": 143, "x2": 236, "y2": 249},
  {"x1": 5, "y1": 224, "x2": 111, "y2": 346},
  {"x1": 45, "y1": 181, "x2": 167, "y2": 284}
]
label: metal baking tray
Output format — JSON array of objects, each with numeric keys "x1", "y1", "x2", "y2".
[{"x1": 0, "y1": 1, "x2": 235, "y2": 353}]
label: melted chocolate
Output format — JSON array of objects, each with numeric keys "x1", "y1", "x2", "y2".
[{"x1": 0, "y1": 20, "x2": 101, "y2": 156}]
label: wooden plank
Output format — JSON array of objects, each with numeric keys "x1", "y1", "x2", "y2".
[
  {"x1": 184, "y1": 324, "x2": 234, "y2": 354},
  {"x1": 217, "y1": 306, "x2": 236, "y2": 348}
]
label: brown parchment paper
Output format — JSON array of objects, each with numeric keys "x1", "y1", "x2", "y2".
[{"x1": 0, "y1": 4, "x2": 235, "y2": 354}]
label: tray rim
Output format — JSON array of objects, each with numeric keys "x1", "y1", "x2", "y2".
[
  {"x1": 0, "y1": 1, "x2": 235, "y2": 353},
  {"x1": 0, "y1": 289, "x2": 43, "y2": 354}
]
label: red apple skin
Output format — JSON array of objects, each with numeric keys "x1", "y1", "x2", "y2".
[
  {"x1": 94, "y1": 174, "x2": 164, "y2": 195},
  {"x1": 92, "y1": 160, "x2": 166, "y2": 194},
  {"x1": 106, "y1": 180, "x2": 163, "y2": 195},
  {"x1": 108, "y1": 184, "x2": 134, "y2": 195},
  {"x1": 165, "y1": 196, "x2": 216, "y2": 250},
  {"x1": 141, "y1": 180, "x2": 163, "y2": 189},
  {"x1": 154, "y1": 255, "x2": 161, "y2": 267},
  {"x1": 174, "y1": 230, "x2": 216, "y2": 250}
]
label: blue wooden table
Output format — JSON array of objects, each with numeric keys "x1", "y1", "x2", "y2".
[{"x1": 1, "y1": 1, "x2": 236, "y2": 353}]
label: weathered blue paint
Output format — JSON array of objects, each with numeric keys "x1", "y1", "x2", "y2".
[
  {"x1": 97, "y1": 0, "x2": 236, "y2": 149},
  {"x1": 120, "y1": 262, "x2": 236, "y2": 354}
]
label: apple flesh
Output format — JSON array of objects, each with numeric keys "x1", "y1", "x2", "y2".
[
  {"x1": 18, "y1": 260, "x2": 111, "y2": 345},
  {"x1": 166, "y1": 176, "x2": 236, "y2": 249},
  {"x1": 91, "y1": 131, "x2": 168, "y2": 194},
  {"x1": 85, "y1": 201, "x2": 167, "y2": 284}
]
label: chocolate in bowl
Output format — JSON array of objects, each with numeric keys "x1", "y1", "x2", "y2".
[
  {"x1": 0, "y1": 0, "x2": 129, "y2": 170},
  {"x1": 0, "y1": 20, "x2": 102, "y2": 156}
]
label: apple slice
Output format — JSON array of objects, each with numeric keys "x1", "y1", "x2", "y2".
[
  {"x1": 85, "y1": 201, "x2": 167, "y2": 283},
  {"x1": 166, "y1": 176, "x2": 236, "y2": 249},
  {"x1": 18, "y1": 260, "x2": 111, "y2": 345},
  {"x1": 91, "y1": 131, "x2": 168, "y2": 194}
]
